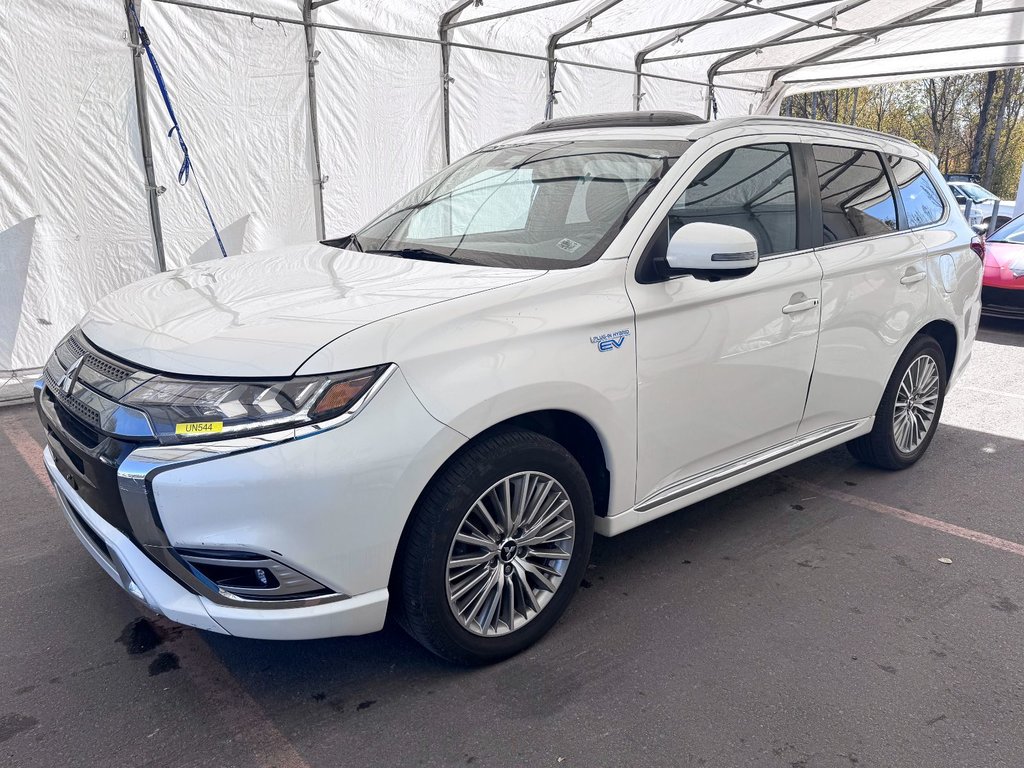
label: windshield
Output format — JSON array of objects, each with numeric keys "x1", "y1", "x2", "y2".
[
  {"x1": 341, "y1": 139, "x2": 689, "y2": 269},
  {"x1": 990, "y1": 214, "x2": 1024, "y2": 243},
  {"x1": 952, "y1": 182, "x2": 996, "y2": 202}
]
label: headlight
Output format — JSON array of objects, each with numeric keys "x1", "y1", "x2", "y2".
[{"x1": 123, "y1": 365, "x2": 390, "y2": 442}]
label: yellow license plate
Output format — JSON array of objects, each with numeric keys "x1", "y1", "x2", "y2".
[{"x1": 175, "y1": 421, "x2": 223, "y2": 435}]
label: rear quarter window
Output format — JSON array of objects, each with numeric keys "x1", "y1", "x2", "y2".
[{"x1": 887, "y1": 155, "x2": 946, "y2": 228}]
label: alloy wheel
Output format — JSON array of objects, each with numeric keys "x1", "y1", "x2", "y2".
[
  {"x1": 445, "y1": 471, "x2": 575, "y2": 637},
  {"x1": 892, "y1": 354, "x2": 940, "y2": 454}
]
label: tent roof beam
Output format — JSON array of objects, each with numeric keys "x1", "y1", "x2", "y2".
[
  {"x1": 559, "y1": 0, "x2": 847, "y2": 49},
  {"x1": 718, "y1": 0, "x2": 854, "y2": 32},
  {"x1": 646, "y1": 4, "x2": 1024, "y2": 64},
  {"x1": 783, "y1": 59, "x2": 1024, "y2": 83},
  {"x1": 634, "y1": 1, "x2": 758, "y2": 67},
  {"x1": 721, "y1": 36, "x2": 1024, "y2": 75},
  {"x1": 151, "y1": 0, "x2": 761, "y2": 92},
  {"x1": 444, "y1": 0, "x2": 583, "y2": 31},
  {"x1": 765, "y1": 0, "x2": 960, "y2": 87}
]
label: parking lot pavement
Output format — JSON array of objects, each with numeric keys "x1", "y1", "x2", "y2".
[{"x1": 2, "y1": 317, "x2": 1023, "y2": 768}]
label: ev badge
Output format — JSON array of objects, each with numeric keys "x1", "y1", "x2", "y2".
[{"x1": 590, "y1": 329, "x2": 630, "y2": 352}]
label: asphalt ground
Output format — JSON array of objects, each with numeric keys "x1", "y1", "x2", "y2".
[{"x1": 2, "y1": 317, "x2": 1023, "y2": 768}]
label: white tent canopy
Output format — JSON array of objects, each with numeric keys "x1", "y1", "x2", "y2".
[{"x1": 2, "y1": 0, "x2": 1023, "y2": 396}]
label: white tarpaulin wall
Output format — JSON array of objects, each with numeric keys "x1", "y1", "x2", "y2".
[{"x1": 2, "y1": 0, "x2": 1024, "y2": 400}]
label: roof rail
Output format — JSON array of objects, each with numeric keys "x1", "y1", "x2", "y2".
[
  {"x1": 525, "y1": 111, "x2": 706, "y2": 134},
  {"x1": 716, "y1": 115, "x2": 923, "y2": 152}
]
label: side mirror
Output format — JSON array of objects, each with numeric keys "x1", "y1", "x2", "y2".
[{"x1": 664, "y1": 222, "x2": 759, "y2": 280}]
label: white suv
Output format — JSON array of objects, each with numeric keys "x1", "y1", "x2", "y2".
[{"x1": 37, "y1": 112, "x2": 982, "y2": 664}]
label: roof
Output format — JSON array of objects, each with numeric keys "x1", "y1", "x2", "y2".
[{"x1": 510, "y1": 112, "x2": 935, "y2": 164}]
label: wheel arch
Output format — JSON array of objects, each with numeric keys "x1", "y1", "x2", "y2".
[
  {"x1": 387, "y1": 409, "x2": 611, "y2": 605},
  {"x1": 916, "y1": 318, "x2": 958, "y2": 375}
]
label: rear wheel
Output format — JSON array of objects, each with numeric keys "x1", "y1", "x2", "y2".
[
  {"x1": 847, "y1": 335, "x2": 947, "y2": 470},
  {"x1": 397, "y1": 429, "x2": 594, "y2": 665}
]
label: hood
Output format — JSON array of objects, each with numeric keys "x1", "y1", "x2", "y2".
[
  {"x1": 81, "y1": 243, "x2": 543, "y2": 377},
  {"x1": 985, "y1": 241, "x2": 1024, "y2": 274}
]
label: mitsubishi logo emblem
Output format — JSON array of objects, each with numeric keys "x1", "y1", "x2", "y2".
[{"x1": 58, "y1": 355, "x2": 86, "y2": 397}]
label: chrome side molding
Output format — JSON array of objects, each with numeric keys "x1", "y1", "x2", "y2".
[{"x1": 636, "y1": 420, "x2": 863, "y2": 513}]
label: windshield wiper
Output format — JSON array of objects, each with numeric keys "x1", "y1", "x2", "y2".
[
  {"x1": 321, "y1": 232, "x2": 364, "y2": 251},
  {"x1": 370, "y1": 247, "x2": 460, "y2": 264}
]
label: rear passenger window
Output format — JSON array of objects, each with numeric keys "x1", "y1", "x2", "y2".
[
  {"x1": 813, "y1": 145, "x2": 898, "y2": 243},
  {"x1": 669, "y1": 143, "x2": 797, "y2": 257},
  {"x1": 887, "y1": 155, "x2": 945, "y2": 228}
]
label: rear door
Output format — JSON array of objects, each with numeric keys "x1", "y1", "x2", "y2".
[{"x1": 799, "y1": 142, "x2": 930, "y2": 434}]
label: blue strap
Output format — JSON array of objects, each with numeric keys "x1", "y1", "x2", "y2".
[{"x1": 128, "y1": 1, "x2": 228, "y2": 258}]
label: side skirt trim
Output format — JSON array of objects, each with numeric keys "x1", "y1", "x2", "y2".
[{"x1": 634, "y1": 420, "x2": 863, "y2": 514}]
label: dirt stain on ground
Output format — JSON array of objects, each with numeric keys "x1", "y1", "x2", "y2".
[
  {"x1": 0, "y1": 713, "x2": 39, "y2": 744},
  {"x1": 991, "y1": 597, "x2": 1019, "y2": 613},
  {"x1": 117, "y1": 618, "x2": 163, "y2": 655},
  {"x1": 148, "y1": 652, "x2": 180, "y2": 676}
]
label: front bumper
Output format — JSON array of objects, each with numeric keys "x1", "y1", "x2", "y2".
[
  {"x1": 45, "y1": 447, "x2": 389, "y2": 638},
  {"x1": 981, "y1": 285, "x2": 1024, "y2": 318},
  {"x1": 39, "y1": 357, "x2": 466, "y2": 640}
]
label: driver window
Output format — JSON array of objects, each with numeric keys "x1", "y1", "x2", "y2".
[{"x1": 668, "y1": 143, "x2": 798, "y2": 257}]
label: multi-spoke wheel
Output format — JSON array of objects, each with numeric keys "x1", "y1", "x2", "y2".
[
  {"x1": 848, "y1": 335, "x2": 948, "y2": 470},
  {"x1": 446, "y1": 472, "x2": 575, "y2": 637},
  {"x1": 892, "y1": 355, "x2": 940, "y2": 454},
  {"x1": 397, "y1": 429, "x2": 594, "y2": 664}
]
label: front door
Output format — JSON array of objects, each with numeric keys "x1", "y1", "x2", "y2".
[{"x1": 627, "y1": 141, "x2": 822, "y2": 508}]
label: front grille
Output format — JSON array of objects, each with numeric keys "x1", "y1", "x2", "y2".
[
  {"x1": 45, "y1": 425, "x2": 136, "y2": 541},
  {"x1": 43, "y1": 366, "x2": 102, "y2": 429},
  {"x1": 57, "y1": 333, "x2": 132, "y2": 382}
]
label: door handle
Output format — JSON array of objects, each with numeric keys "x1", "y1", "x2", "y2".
[
  {"x1": 900, "y1": 269, "x2": 926, "y2": 285},
  {"x1": 781, "y1": 297, "x2": 820, "y2": 314}
]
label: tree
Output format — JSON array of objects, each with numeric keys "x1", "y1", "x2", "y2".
[{"x1": 969, "y1": 71, "x2": 998, "y2": 176}]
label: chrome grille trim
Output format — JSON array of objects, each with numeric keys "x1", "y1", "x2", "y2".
[
  {"x1": 42, "y1": 332, "x2": 155, "y2": 440},
  {"x1": 43, "y1": 365, "x2": 102, "y2": 427},
  {"x1": 55, "y1": 332, "x2": 133, "y2": 383}
]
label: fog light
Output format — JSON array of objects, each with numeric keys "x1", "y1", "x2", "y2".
[{"x1": 174, "y1": 548, "x2": 330, "y2": 600}]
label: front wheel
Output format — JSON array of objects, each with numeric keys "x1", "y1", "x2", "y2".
[
  {"x1": 397, "y1": 429, "x2": 594, "y2": 665},
  {"x1": 847, "y1": 335, "x2": 947, "y2": 470}
]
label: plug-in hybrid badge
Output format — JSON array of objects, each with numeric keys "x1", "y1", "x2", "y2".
[{"x1": 591, "y1": 329, "x2": 630, "y2": 352}]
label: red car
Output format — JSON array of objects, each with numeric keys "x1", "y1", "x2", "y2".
[{"x1": 982, "y1": 214, "x2": 1024, "y2": 318}]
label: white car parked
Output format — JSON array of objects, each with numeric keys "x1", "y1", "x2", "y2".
[
  {"x1": 948, "y1": 180, "x2": 1015, "y2": 231},
  {"x1": 38, "y1": 112, "x2": 982, "y2": 664}
]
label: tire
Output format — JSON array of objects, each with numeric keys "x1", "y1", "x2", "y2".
[
  {"x1": 396, "y1": 428, "x2": 594, "y2": 665},
  {"x1": 847, "y1": 335, "x2": 948, "y2": 470}
]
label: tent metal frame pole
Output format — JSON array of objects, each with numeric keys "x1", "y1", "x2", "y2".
[
  {"x1": 439, "y1": 1, "x2": 476, "y2": 165},
  {"x1": 648, "y1": 5, "x2": 1024, "y2": 63},
  {"x1": 766, "y1": 0, "x2": 962, "y2": 87},
  {"x1": 302, "y1": 0, "x2": 326, "y2": 239},
  {"x1": 545, "y1": 0, "x2": 626, "y2": 120},
  {"x1": 723, "y1": 36, "x2": 1024, "y2": 75},
  {"x1": 559, "y1": 0, "x2": 846, "y2": 48},
  {"x1": 151, "y1": 0, "x2": 761, "y2": 91},
  {"x1": 704, "y1": 0, "x2": 873, "y2": 118},
  {"x1": 632, "y1": 1, "x2": 759, "y2": 113},
  {"x1": 446, "y1": 0, "x2": 583, "y2": 30},
  {"x1": 719, "y1": 0, "x2": 854, "y2": 31},
  {"x1": 125, "y1": 0, "x2": 167, "y2": 272},
  {"x1": 782, "y1": 59, "x2": 1024, "y2": 84}
]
